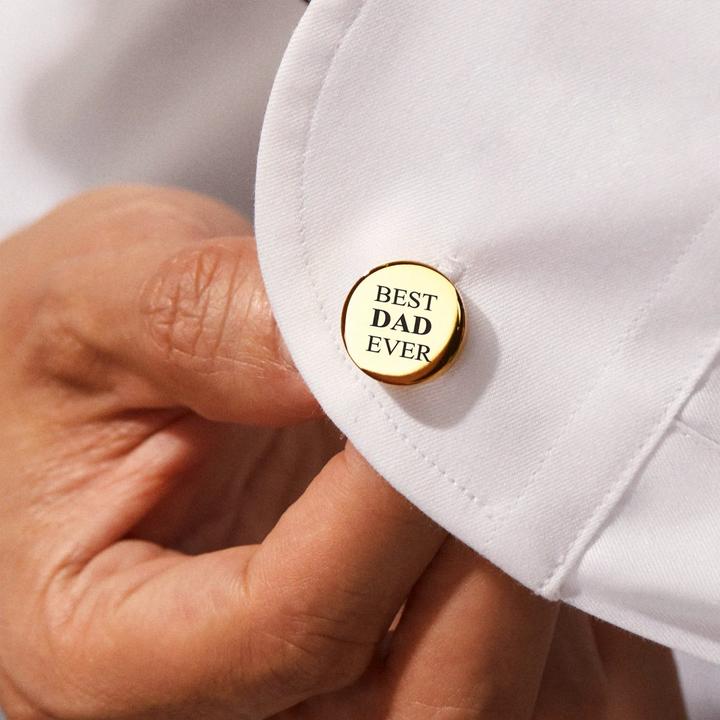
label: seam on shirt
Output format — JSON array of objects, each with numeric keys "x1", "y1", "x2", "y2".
[
  {"x1": 674, "y1": 418, "x2": 720, "y2": 454},
  {"x1": 487, "y1": 201, "x2": 720, "y2": 570},
  {"x1": 296, "y1": 0, "x2": 495, "y2": 519},
  {"x1": 544, "y1": 328, "x2": 720, "y2": 597},
  {"x1": 541, "y1": 204, "x2": 720, "y2": 598}
]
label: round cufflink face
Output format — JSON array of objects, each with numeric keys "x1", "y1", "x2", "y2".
[{"x1": 341, "y1": 261, "x2": 466, "y2": 385}]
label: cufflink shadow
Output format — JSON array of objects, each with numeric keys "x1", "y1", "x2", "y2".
[{"x1": 386, "y1": 298, "x2": 498, "y2": 428}]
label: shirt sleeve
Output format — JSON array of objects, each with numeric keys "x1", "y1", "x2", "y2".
[{"x1": 254, "y1": 0, "x2": 720, "y2": 662}]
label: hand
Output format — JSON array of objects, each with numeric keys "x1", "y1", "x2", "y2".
[
  {"x1": 288, "y1": 549, "x2": 689, "y2": 720},
  {"x1": 0, "y1": 186, "x2": 688, "y2": 719},
  {"x1": 0, "y1": 186, "x2": 557, "y2": 719}
]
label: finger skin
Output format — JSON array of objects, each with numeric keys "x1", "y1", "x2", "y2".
[
  {"x1": 8, "y1": 185, "x2": 318, "y2": 427},
  {"x1": 532, "y1": 607, "x2": 688, "y2": 720},
  {"x1": 532, "y1": 606, "x2": 609, "y2": 720},
  {"x1": 244, "y1": 443, "x2": 447, "y2": 714},
  {"x1": 286, "y1": 540, "x2": 559, "y2": 720},
  {"x1": 375, "y1": 539, "x2": 559, "y2": 720},
  {"x1": 593, "y1": 619, "x2": 688, "y2": 720}
]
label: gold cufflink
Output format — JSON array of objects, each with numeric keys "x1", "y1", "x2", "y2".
[{"x1": 341, "y1": 261, "x2": 466, "y2": 385}]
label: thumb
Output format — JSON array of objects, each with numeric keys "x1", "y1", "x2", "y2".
[{"x1": 23, "y1": 185, "x2": 317, "y2": 425}]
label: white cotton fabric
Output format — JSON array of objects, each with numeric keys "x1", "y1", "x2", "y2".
[
  {"x1": 255, "y1": 0, "x2": 720, "y2": 662},
  {"x1": 573, "y1": 359, "x2": 720, "y2": 660},
  {"x1": 0, "y1": 0, "x2": 92, "y2": 236},
  {"x1": 0, "y1": 0, "x2": 306, "y2": 236}
]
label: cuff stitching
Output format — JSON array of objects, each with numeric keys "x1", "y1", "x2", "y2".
[
  {"x1": 674, "y1": 418, "x2": 720, "y2": 454},
  {"x1": 296, "y1": 0, "x2": 495, "y2": 519}
]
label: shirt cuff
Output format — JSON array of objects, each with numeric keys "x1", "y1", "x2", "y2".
[{"x1": 255, "y1": 0, "x2": 720, "y2": 658}]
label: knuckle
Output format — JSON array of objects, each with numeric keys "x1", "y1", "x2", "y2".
[
  {"x1": 141, "y1": 240, "x2": 269, "y2": 372},
  {"x1": 0, "y1": 576, "x2": 129, "y2": 720},
  {"x1": 256, "y1": 608, "x2": 376, "y2": 697},
  {"x1": 23, "y1": 264, "x2": 109, "y2": 392}
]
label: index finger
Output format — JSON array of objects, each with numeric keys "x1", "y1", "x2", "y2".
[
  {"x1": 244, "y1": 443, "x2": 448, "y2": 705},
  {"x1": 50, "y1": 443, "x2": 447, "y2": 719}
]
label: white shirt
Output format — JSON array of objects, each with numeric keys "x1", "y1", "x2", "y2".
[
  {"x1": 1, "y1": 0, "x2": 719, "y2": 715},
  {"x1": 258, "y1": 0, "x2": 720, "y2": 660}
]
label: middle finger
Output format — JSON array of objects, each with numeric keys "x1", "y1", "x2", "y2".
[{"x1": 374, "y1": 539, "x2": 559, "y2": 719}]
